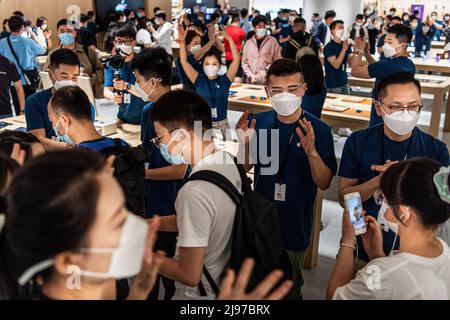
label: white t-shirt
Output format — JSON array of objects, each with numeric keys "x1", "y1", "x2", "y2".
[
  {"x1": 136, "y1": 28, "x2": 152, "y2": 46},
  {"x1": 172, "y1": 151, "x2": 242, "y2": 300},
  {"x1": 152, "y1": 22, "x2": 173, "y2": 55},
  {"x1": 333, "y1": 238, "x2": 450, "y2": 300}
]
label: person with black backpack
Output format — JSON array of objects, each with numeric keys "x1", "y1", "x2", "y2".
[{"x1": 236, "y1": 59, "x2": 337, "y2": 300}]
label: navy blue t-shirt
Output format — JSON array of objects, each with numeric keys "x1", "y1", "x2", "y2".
[
  {"x1": 377, "y1": 34, "x2": 386, "y2": 60},
  {"x1": 302, "y1": 87, "x2": 327, "y2": 119},
  {"x1": 77, "y1": 137, "x2": 129, "y2": 152},
  {"x1": 194, "y1": 74, "x2": 232, "y2": 122},
  {"x1": 368, "y1": 56, "x2": 416, "y2": 126},
  {"x1": 104, "y1": 61, "x2": 147, "y2": 124},
  {"x1": 141, "y1": 102, "x2": 185, "y2": 218},
  {"x1": 324, "y1": 40, "x2": 352, "y2": 88},
  {"x1": 25, "y1": 88, "x2": 96, "y2": 139},
  {"x1": 176, "y1": 54, "x2": 202, "y2": 91},
  {"x1": 338, "y1": 124, "x2": 450, "y2": 261},
  {"x1": 252, "y1": 110, "x2": 337, "y2": 251}
]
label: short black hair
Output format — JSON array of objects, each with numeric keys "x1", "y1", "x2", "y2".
[
  {"x1": 155, "y1": 11, "x2": 166, "y2": 20},
  {"x1": 203, "y1": 49, "x2": 222, "y2": 64},
  {"x1": 154, "y1": 7, "x2": 161, "y2": 14},
  {"x1": 231, "y1": 13, "x2": 240, "y2": 23},
  {"x1": 49, "y1": 49, "x2": 80, "y2": 71},
  {"x1": 50, "y1": 86, "x2": 92, "y2": 121},
  {"x1": 80, "y1": 13, "x2": 90, "y2": 24},
  {"x1": 266, "y1": 58, "x2": 303, "y2": 85},
  {"x1": 185, "y1": 30, "x2": 201, "y2": 45},
  {"x1": 87, "y1": 10, "x2": 96, "y2": 17},
  {"x1": 324, "y1": 10, "x2": 336, "y2": 20},
  {"x1": 391, "y1": 16, "x2": 402, "y2": 23},
  {"x1": 297, "y1": 54, "x2": 325, "y2": 95},
  {"x1": 413, "y1": 10, "x2": 419, "y2": 15},
  {"x1": 0, "y1": 131, "x2": 40, "y2": 163},
  {"x1": 356, "y1": 14, "x2": 364, "y2": 20},
  {"x1": 12, "y1": 11, "x2": 24, "y2": 17},
  {"x1": 252, "y1": 15, "x2": 267, "y2": 27},
  {"x1": 211, "y1": 12, "x2": 221, "y2": 21},
  {"x1": 377, "y1": 72, "x2": 421, "y2": 99},
  {"x1": 57, "y1": 19, "x2": 76, "y2": 30},
  {"x1": 114, "y1": 24, "x2": 136, "y2": 39},
  {"x1": 294, "y1": 17, "x2": 306, "y2": 25},
  {"x1": 150, "y1": 90, "x2": 212, "y2": 133},
  {"x1": 240, "y1": 8, "x2": 249, "y2": 18},
  {"x1": 131, "y1": 47, "x2": 172, "y2": 86},
  {"x1": 36, "y1": 16, "x2": 47, "y2": 28},
  {"x1": 387, "y1": 23, "x2": 413, "y2": 43},
  {"x1": 8, "y1": 15, "x2": 25, "y2": 33},
  {"x1": 330, "y1": 20, "x2": 344, "y2": 31}
]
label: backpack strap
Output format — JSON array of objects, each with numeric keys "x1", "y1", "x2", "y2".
[{"x1": 7, "y1": 37, "x2": 25, "y2": 74}]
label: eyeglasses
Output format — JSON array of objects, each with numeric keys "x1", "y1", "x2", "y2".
[
  {"x1": 375, "y1": 100, "x2": 423, "y2": 115},
  {"x1": 150, "y1": 129, "x2": 178, "y2": 148},
  {"x1": 268, "y1": 84, "x2": 305, "y2": 96},
  {"x1": 114, "y1": 39, "x2": 133, "y2": 46}
]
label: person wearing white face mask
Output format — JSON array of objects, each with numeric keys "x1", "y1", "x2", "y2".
[
  {"x1": 237, "y1": 59, "x2": 337, "y2": 300},
  {"x1": 179, "y1": 20, "x2": 240, "y2": 141},
  {"x1": 242, "y1": 15, "x2": 282, "y2": 84},
  {"x1": 414, "y1": 18, "x2": 436, "y2": 56},
  {"x1": 330, "y1": 158, "x2": 450, "y2": 300},
  {"x1": 25, "y1": 49, "x2": 94, "y2": 152},
  {"x1": 346, "y1": 14, "x2": 369, "y2": 43},
  {"x1": 148, "y1": 11, "x2": 173, "y2": 56},
  {"x1": 338, "y1": 73, "x2": 450, "y2": 268},
  {"x1": 349, "y1": 24, "x2": 416, "y2": 126}
]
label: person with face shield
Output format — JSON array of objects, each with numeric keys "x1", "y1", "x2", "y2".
[
  {"x1": 25, "y1": 49, "x2": 95, "y2": 151},
  {"x1": 236, "y1": 59, "x2": 337, "y2": 299},
  {"x1": 131, "y1": 47, "x2": 188, "y2": 300},
  {"x1": 338, "y1": 73, "x2": 450, "y2": 269},
  {"x1": 104, "y1": 25, "x2": 147, "y2": 125},
  {"x1": 329, "y1": 157, "x2": 450, "y2": 299},
  {"x1": 350, "y1": 24, "x2": 416, "y2": 126},
  {"x1": 148, "y1": 11, "x2": 173, "y2": 56},
  {"x1": 44, "y1": 19, "x2": 104, "y2": 100},
  {"x1": 179, "y1": 20, "x2": 240, "y2": 141},
  {"x1": 324, "y1": 20, "x2": 352, "y2": 95},
  {"x1": 242, "y1": 15, "x2": 282, "y2": 85}
]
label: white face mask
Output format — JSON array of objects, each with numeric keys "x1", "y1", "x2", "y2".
[
  {"x1": 135, "y1": 77, "x2": 161, "y2": 102},
  {"x1": 21, "y1": 31, "x2": 29, "y2": 38},
  {"x1": 256, "y1": 27, "x2": 267, "y2": 38},
  {"x1": 154, "y1": 18, "x2": 161, "y2": 25},
  {"x1": 335, "y1": 28, "x2": 345, "y2": 39},
  {"x1": 204, "y1": 65, "x2": 220, "y2": 77},
  {"x1": 289, "y1": 16, "x2": 296, "y2": 22},
  {"x1": 382, "y1": 43, "x2": 400, "y2": 58},
  {"x1": 422, "y1": 26, "x2": 430, "y2": 33},
  {"x1": 355, "y1": 21, "x2": 363, "y2": 26},
  {"x1": 189, "y1": 44, "x2": 201, "y2": 55},
  {"x1": 270, "y1": 92, "x2": 302, "y2": 116},
  {"x1": 119, "y1": 44, "x2": 133, "y2": 56},
  {"x1": 381, "y1": 108, "x2": 420, "y2": 136},
  {"x1": 54, "y1": 80, "x2": 77, "y2": 90},
  {"x1": 17, "y1": 214, "x2": 148, "y2": 285},
  {"x1": 381, "y1": 202, "x2": 409, "y2": 235}
]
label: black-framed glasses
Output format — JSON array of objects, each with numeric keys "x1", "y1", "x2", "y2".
[
  {"x1": 114, "y1": 39, "x2": 133, "y2": 46},
  {"x1": 150, "y1": 129, "x2": 178, "y2": 148},
  {"x1": 374, "y1": 99, "x2": 423, "y2": 115}
]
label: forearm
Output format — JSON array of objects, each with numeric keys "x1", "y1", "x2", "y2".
[
  {"x1": 104, "y1": 87, "x2": 115, "y2": 101},
  {"x1": 308, "y1": 153, "x2": 333, "y2": 190},
  {"x1": 149, "y1": 215, "x2": 178, "y2": 232},
  {"x1": 214, "y1": 37, "x2": 225, "y2": 52},
  {"x1": 195, "y1": 40, "x2": 214, "y2": 60},
  {"x1": 339, "y1": 176, "x2": 380, "y2": 206},
  {"x1": 158, "y1": 258, "x2": 191, "y2": 285},
  {"x1": 39, "y1": 137, "x2": 71, "y2": 151},
  {"x1": 237, "y1": 143, "x2": 254, "y2": 173},
  {"x1": 15, "y1": 85, "x2": 25, "y2": 111},
  {"x1": 145, "y1": 165, "x2": 187, "y2": 180},
  {"x1": 327, "y1": 246, "x2": 355, "y2": 299},
  {"x1": 364, "y1": 52, "x2": 376, "y2": 64}
]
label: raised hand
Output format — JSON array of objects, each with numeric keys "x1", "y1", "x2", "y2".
[
  {"x1": 10, "y1": 143, "x2": 26, "y2": 166},
  {"x1": 236, "y1": 111, "x2": 256, "y2": 145},
  {"x1": 296, "y1": 118, "x2": 318, "y2": 157}
]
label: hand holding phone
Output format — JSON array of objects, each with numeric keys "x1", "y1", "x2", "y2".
[{"x1": 344, "y1": 192, "x2": 366, "y2": 235}]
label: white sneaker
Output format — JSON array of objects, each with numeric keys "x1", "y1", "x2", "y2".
[{"x1": 338, "y1": 127, "x2": 353, "y2": 137}]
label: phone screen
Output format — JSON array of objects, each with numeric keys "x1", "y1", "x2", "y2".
[{"x1": 346, "y1": 196, "x2": 365, "y2": 234}]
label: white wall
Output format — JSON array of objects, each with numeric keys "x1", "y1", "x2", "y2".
[
  {"x1": 229, "y1": 0, "x2": 250, "y2": 10},
  {"x1": 303, "y1": 0, "x2": 364, "y2": 30}
]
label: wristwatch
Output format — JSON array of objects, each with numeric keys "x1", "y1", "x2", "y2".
[{"x1": 126, "y1": 82, "x2": 132, "y2": 91}]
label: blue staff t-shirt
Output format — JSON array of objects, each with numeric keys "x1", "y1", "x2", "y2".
[
  {"x1": 25, "y1": 88, "x2": 96, "y2": 139},
  {"x1": 367, "y1": 56, "x2": 416, "y2": 126},
  {"x1": 252, "y1": 110, "x2": 337, "y2": 251},
  {"x1": 194, "y1": 74, "x2": 232, "y2": 122},
  {"x1": 175, "y1": 54, "x2": 202, "y2": 91},
  {"x1": 141, "y1": 102, "x2": 186, "y2": 218},
  {"x1": 302, "y1": 87, "x2": 327, "y2": 119},
  {"x1": 323, "y1": 40, "x2": 352, "y2": 89},
  {"x1": 77, "y1": 137, "x2": 129, "y2": 152},
  {"x1": 377, "y1": 34, "x2": 386, "y2": 60},
  {"x1": 338, "y1": 124, "x2": 450, "y2": 261},
  {"x1": 104, "y1": 61, "x2": 147, "y2": 124}
]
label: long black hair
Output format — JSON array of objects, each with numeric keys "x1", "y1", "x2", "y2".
[
  {"x1": 0, "y1": 149, "x2": 105, "y2": 299},
  {"x1": 380, "y1": 157, "x2": 450, "y2": 228},
  {"x1": 297, "y1": 54, "x2": 325, "y2": 96}
]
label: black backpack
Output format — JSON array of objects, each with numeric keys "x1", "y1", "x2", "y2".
[
  {"x1": 100, "y1": 139, "x2": 150, "y2": 217},
  {"x1": 188, "y1": 156, "x2": 292, "y2": 296}
]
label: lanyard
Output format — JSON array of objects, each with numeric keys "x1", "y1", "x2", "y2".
[
  {"x1": 275, "y1": 112, "x2": 305, "y2": 184},
  {"x1": 206, "y1": 79, "x2": 218, "y2": 109},
  {"x1": 380, "y1": 131, "x2": 414, "y2": 163}
]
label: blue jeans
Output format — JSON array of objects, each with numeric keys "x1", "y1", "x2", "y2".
[{"x1": 327, "y1": 84, "x2": 350, "y2": 95}]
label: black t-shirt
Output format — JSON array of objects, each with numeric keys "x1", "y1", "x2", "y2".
[
  {"x1": 0, "y1": 55, "x2": 20, "y2": 116},
  {"x1": 79, "y1": 27, "x2": 97, "y2": 48},
  {"x1": 282, "y1": 31, "x2": 311, "y2": 60},
  {"x1": 256, "y1": 38, "x2": 264, "y2": 49}
]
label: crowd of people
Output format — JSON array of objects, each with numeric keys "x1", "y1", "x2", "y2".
[{"x1": 0, "y1": 4, "x2": 450, "y2": 301}]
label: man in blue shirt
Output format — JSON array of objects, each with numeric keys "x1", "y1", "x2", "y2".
[
  {"x1": 104, "y1": 25, "x2": 147, "y2": 125},
  {"x1": 47, "y1": 85, "x2": 128, "y2": 151},
  {"x1": 324, "y1": 20, "x2": 352, "y2": 94},
  {"x1": 351, "y1": 23, "x2": 416, "y2": 126},
  {"x1": 376, "y1": 17, "x2": 402, "y2": 60},
  {"x1": 313, "y1": 10, "x2": 336, "y2": 52},
  {"x1": 237, "y1": 59, "x2": 337, "y2": 299},
  {"x1": 0, "y1": 15, "x2": 46, "y2": 115},
  {"x1": 131, "y1": 47, "x2": 188, "y2": 300},
  {"x1": 338, "y1": 72, "x2": 450, "y2": 265},
  {"x1": 25, "y1": 49, "x2": 95, "y2": 151}
]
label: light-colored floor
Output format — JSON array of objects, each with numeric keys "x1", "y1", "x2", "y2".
[{"x1": 96, "y1": 86, "x2": 450, "y2": 300}]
